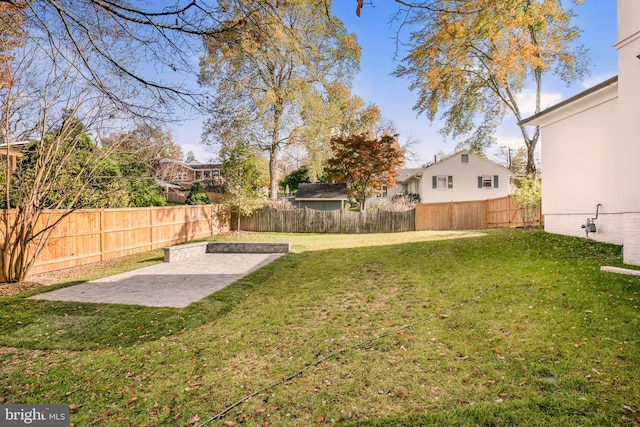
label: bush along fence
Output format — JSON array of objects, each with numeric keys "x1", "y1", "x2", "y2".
[{"x1": 1, "y1": 204, "x2": 230, "y2": 276}]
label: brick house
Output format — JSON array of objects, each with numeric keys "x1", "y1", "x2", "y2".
[{"x1": 153, "y1": 158, "x2": 223, "y2": 190}]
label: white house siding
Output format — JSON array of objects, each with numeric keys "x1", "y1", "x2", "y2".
[
  {"x1": 529, "y1": 83, "x2": 628, "y2": 248},
  {"x1": 616, "y1": 0, "x2": 640, "y2": 265},
  {"x1": 536, "y1": 83, "x2": 622, "y2": 245},
  {"x1": 538, "y1": 85, "x2": 619, "y2": 215},
  {"x1": 418, "y1": 152, "x2": 511, "y2": 203},
  {"x1": 521, "y1": 0, "x2": 640, "y2": 266}
]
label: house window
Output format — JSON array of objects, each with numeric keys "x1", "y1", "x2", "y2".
[
  {"x1": 461, "y1": 154, "x2": 469, "y2": 163},
  {"x1": 175, "y1": 172, "x2": 187, "y2": 182},
  {"x1": 432, "y1": 175, "x2": 453, "y2": 189},
  {"x1": 478, "y1": 175, "x2": 499, "y2": 188}
]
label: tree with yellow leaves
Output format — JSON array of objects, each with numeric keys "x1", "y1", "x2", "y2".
[
  {"x1": 393, "y1": 0, "x2": 588, "y2": 174},
  {"x1": 199, "y1": 0, "x2": 360, "y2": 199}
]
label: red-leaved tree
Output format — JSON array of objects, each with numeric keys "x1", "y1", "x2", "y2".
[{"x1": 326, "y1": 133, "x2": 404, "y2": 211}]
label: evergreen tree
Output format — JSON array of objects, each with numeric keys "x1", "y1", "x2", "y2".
[{"x1": 185, "y1": 182, "x2": 209, "y2": 205}]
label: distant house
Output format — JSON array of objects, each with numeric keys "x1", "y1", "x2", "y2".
[
  {"x1": 386, "y1": 168, "x2": 424, "y2": 200},
  {"x1": 395, "y1": 151, "x2": 512, "y2": 203},
  {"x1": 294, "y1": 183, "x2": 348, "y2": 211},
  {"x1": 153, "y1": 158, "x2": 223, "y2": 191},
  {"x1": 520, "y1": 0, "x2": 640, "y2": 266}
]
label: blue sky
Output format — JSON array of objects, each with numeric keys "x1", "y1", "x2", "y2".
[{"x1": 175, "y1": 1, "x2": 618, "y2": 168}]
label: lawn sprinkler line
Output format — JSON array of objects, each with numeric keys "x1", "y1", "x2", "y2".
[{"x1": 198, "y1": 284, "x2": 499, "y2": 427}]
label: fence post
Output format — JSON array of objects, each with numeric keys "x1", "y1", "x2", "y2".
[
  {"x1": 450, "y1": 201, "x2": 454, "y2": 229},
  {"x1": 148, "y1": 207, "x2": 153, "y2": 249},
  {"x1": 99, "y1": 208, "x2": 105, "y2": 261}
]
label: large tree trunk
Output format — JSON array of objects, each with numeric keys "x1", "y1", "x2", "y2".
[
  {"x1": 269, "y1": 105, "x2": 283, "y2": 200},
  {"x1": 269, "y1": 143, "x2": 279, "y2": 200}
]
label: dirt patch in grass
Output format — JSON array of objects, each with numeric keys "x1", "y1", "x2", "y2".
[
  {"x1": 0, "y1": 281, "x2": 45, "y2": 297},
  {"x1": 0, "y1": 265, "x2": 98, "y2": 297}
]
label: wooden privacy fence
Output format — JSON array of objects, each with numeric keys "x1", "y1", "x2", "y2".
[
  {"x1": 239, "y1": 206, "x2": 415, "y2": 233},
  {"x1": 242, "y1": 196, "x2": 539, "y2": 233},
  {"x1": 415, "y1": 195, "x2": 542, "y2": 230},
  {"x1": 2, "y1": 205, "x2": 230, "y2": 275},
  {"x1": 4, "y1": 196, "x2": 538, "y2": 276}
]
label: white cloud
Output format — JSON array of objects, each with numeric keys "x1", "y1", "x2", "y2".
[{"x1": 516, "y1": 89, "x2": 564, "y2": 116}]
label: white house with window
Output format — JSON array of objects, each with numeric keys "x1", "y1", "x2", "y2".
[{"x1": 400, "y1": 150, "x2": 512, "y2": 203}]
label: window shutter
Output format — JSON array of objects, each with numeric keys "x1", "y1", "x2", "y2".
[
  {"x1": 432, "y1": 176, "x2": 437, "y2": 189},
  {"x1": 478, "y1": 176, "x2": 482, "y2": 188},
  {"x1": 494, "y1": 175, "x2": 499, "y2": 188},
  {"x1": 448, "y1": 176, "x2": 453, "y2": 189}
]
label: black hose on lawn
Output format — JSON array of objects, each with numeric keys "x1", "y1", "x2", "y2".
[{"x1": 199, "y1": 284, "x2": 499, "y2": 427}]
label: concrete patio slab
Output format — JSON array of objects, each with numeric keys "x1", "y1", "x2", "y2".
[{"x1": 30, "y1": 252, "x2": 285, "y2": 308}]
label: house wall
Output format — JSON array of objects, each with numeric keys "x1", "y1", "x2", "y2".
[
  {"x1": 539, "y1": 84, "x2": 620, "y2": 208},
  {"x1": 417, "y1": 153, "x2": 511, "y2": 203},
  {"x1": 530, "y1": 1, "x2": 640, "y2": 265},
  {"x1": 616, "y1": 0, "x2": 640, "y2": 265},
  {"x1": 389, "y1": 178, "x2": 421, "y2": 200},
  {"x1": 535, "y1": 80, "x2": 622, "y2": 245},
  {"x1": 405, "y1": 178, "x2": 421, "y2": 195}
]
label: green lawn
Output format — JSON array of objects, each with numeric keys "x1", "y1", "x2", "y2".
[{"x1": 1, "y1": 229, "x2": 639, "y2": 426}]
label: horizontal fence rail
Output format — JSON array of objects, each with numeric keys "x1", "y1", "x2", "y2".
[{"x1": 1, "y1": 205, "x2": 229, "y2": 276}]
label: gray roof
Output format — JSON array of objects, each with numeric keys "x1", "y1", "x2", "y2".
[
  {"x1": 428, "y1": 149, "x2": 512, "y2": 172},
  {"x1": 397, "y1": 168, "x2": 424, "y2": 183},
  {"x1": 191, "y1": 163, "x2": 221, "y2": 170},
  {"x1": 295, "y1": 183, "x2": 348, "y2": 200},
  {"x1": 159, "y1": 158, "x2": 221, "y2": 170}
]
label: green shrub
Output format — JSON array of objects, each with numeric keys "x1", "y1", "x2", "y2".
[{"x1": 185, "y1": 182, "x2": 209, "y2": 205}]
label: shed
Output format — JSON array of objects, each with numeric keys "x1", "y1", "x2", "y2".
[{"x1": 294, "y1": 183, "x2": 347, "y2": 211}]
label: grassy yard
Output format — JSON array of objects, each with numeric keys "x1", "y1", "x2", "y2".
[{"x1": 1, "y1": 229, "x2": 639, "y2": 426}]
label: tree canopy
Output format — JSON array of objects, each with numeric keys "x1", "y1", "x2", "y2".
[
  {"x1": 326, "y1": 133, "x2": 404, "y2": 212},
  {"x1": 221, "y1": 141, "x2": 267, "y2": 230},
  {"x1": 297, "y1": 82, "x2": 384, "y2": 179},
  {"x1": 280, "y1": 165, "x2": 311, "y2": 194},
  {"x1": 102, "y1": 124, "x2": 183, "y2": 164},
  {"x1": 5, "y1": 0, "x2": 291, "y2": 117},
  {"x1": 393, "y1": 0, "x2": 588, "y2": 174},
  {"x1": 199, "y1": 0, "x2": 360, "y2": 199}
]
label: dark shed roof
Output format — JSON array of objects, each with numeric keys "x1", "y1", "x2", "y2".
[{"x1": 295, "y1": 183, "x2": 348, "y2": 200}]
